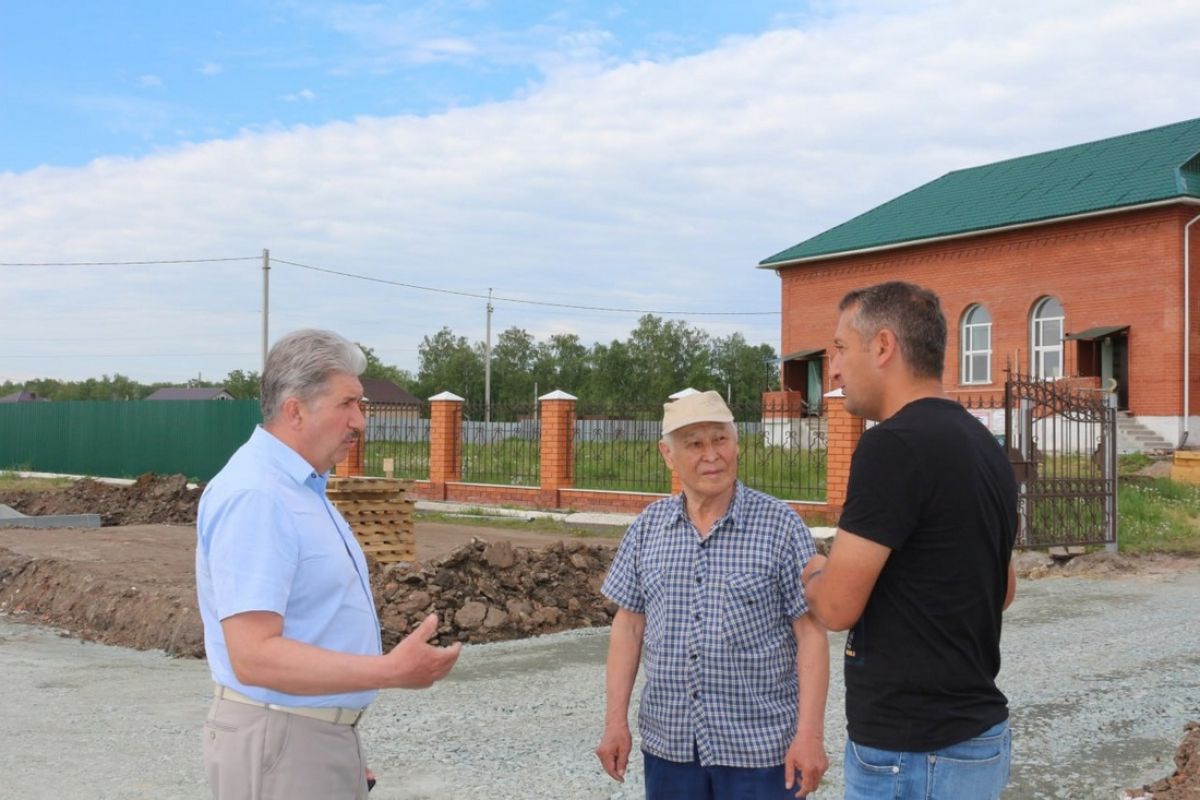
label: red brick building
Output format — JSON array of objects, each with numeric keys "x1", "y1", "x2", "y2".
[{"x1": 760, "y1": 118, "x2": 1200, "y2": 449}]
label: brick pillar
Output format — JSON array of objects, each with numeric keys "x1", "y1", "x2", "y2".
[
  {"x1": 428, "y1": 392, "x2": 464, "y2": 500},
  {"x1": 823, "y1": 389, "x2": 864, "y2": 514},
  {"x1": 334, "y1": 405, "x2": 367, "y2": 477},
  {"x1": 538, "y1": 390, "x2": 577, "y2": 509}
]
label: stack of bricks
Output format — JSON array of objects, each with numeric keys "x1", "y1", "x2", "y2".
[{"x1": 326, "y1": 477, "x2": 416, "y2": 564}]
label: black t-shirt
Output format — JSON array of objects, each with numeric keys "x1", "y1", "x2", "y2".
[{"x1": 838, "y1": 397, "x2": 1018, "y2": 752}]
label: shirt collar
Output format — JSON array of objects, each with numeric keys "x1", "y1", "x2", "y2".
[
  {"x1": 249, "y1": 425, "x2": 327, "y2": 489},
  {"x1": 671, "y1": 480, "x2": 744, "y2": 533}
]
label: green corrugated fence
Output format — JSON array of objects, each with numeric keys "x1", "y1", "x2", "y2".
[{"x1": 0, "y1": 400, "x2": 262, "y2": 482}]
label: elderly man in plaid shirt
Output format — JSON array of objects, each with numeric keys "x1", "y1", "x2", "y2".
[{"x1": 596, "y1": 390, "x2": 829, "y2": 799}]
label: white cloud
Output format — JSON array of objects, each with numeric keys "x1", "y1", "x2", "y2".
[
  {"x1": 411, "y1": 36, "x2": 478, "y2": 63},
  {"x1": 199, "y1": 62, "x2": 224, "y2": 76},
  {"x1": 283, "y1": 88, "x2": 318, "y2": 102},
  {"x1": 3, "y1": 0, "x2": 1200, "y2": 383},
  {"x1": 137, "y1": 74, "x2": 163, "y2": 88}
]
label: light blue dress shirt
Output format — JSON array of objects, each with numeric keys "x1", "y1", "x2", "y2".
[{"x1": 196, "y1": 426, "x2": 381, "y2": 709}]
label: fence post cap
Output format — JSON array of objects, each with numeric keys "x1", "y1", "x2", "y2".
[
  {"x1": 668, "y1": 387, "x2": 701, "y2": 399},
  {"x1": 823, "y1": 388, "x2": 845, "y2": 398},
  {"x1": 428, "y1": 391, "x2": 465, "y2": 402},
  {"x1": 538, "y1": 389, "x2": 577, "y2": 401}
]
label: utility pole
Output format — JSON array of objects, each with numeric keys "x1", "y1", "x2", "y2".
[
  {"x1": 484, "y1": 288, "x2": 493, "y2": 423},
  {"x1": 261, "y1": 248, "x2": 270, "y2": 374}
]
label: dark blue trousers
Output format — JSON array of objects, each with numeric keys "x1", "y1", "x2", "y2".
[{"x1": 643, "y1": 745, "x2": 805, "y2": 800}]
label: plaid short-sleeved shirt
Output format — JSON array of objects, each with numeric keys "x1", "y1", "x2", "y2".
[{"x1": 601, "y1": 482, "x2": 817, "y2": 768}]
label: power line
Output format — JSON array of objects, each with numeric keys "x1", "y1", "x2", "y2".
[
  {"x1": 0, "y1": 352, "x2": 256, "y2": 359},
  {"x1": 272, "y1": 258, "x2": 780, "y2": 316},
  {"x1": 0, "y1": 256, "x2": 259, "y2": 266},
  {"x1": 0, "y1": 252, "x2": 778, "y2": 315}
]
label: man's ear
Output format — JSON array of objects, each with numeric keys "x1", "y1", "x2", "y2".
[
  {"x1": 657, "y1": 439, "x2": 675, "y2": 471},
  {"x1": 874, "y1": 328, "x2": 899, "y2": 367},
  {"x1": 280, "y1": 396, "x2": 304, "y2": 429}
]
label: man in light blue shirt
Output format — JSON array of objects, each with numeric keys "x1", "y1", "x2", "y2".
[{"x1": 197, "y1": 329, "x2": 460, "y2": 800}]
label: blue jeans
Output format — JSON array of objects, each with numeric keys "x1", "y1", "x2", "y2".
[
  {"x1": 843, "y1": 720, "x2": 1011, "y2": 800},
  {"x1": 644, "y1": 746, "x2": 806, "y2": 800}
]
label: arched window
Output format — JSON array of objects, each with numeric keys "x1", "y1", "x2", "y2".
[
  {"x1": 961, "y1": 304, "x2": 992, "y2": 384},
  {"x1": 1031, "y1": 296, "x2": 1065, "y2": 379}
]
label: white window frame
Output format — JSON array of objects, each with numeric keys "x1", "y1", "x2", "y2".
[
  {"x1": 960, "y1": 304, "x2": 992, "y2": 385},
  {"x1": 1031, "y1": 297, "x2": 1065, "y2": 379}
]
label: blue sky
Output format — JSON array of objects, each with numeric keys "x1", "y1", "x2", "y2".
[
  {"x1": 1, "y1": 1, "x2": 816, "y2": 172},
  {"x1": 2, "y1": 1, "x2": 1199, "y2": 386}
]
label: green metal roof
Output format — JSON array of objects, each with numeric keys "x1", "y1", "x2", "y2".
[{"x1": 760, "y1": 117, "x2": 1200, "y2": 266}]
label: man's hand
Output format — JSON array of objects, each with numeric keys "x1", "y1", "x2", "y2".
[
  {"x1": 784, "y1": 731, "x2": 828, "y2": 797},
  {"x1": 384, "y1": 613, "x2": 462, "y2": 689},
  {"x1": 595, "y1": 721, "x2": 633, "y2": 783}
]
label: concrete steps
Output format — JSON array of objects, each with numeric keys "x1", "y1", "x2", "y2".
[{"x1": 1116, "y1": 412, "x2": 1175, "y2": 455}]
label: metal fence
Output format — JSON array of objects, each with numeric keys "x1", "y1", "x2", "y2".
[
  {"x1": 460, "y1": 401, "x2": 541, "y2": 486},
  {"x1": 735, "y1": 397, "x2": 826, "y2": 502},
  {"x1": 572, "y1": 398, "x2": 827, "y2": 501},
  {"x1": 0, "y1": 399, "x2": 261, "y2": 481},
  {"x1": 363, "y1": 402, "x2": 430, "y2": 480},
  {"x1": 1004, "y1": 374, "x2": 1117, "y2": 549},
  {"x1": 575, "y1": 402, "x2": 672, "y2": 492}
]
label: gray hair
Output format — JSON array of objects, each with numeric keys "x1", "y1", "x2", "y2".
[
  {"x1": 260, "y1": 329, "x2": 367, "y2": 422},
  {"x1": 839, "y1": 281, "x2": 946, "y2": 379}
]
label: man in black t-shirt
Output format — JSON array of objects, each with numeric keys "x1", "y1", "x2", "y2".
[{"x1": 801, "y1": 281, "x2": 1018, "y2": 800}]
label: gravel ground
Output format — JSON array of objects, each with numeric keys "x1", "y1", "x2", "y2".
[{"x1": 2, "y1": 569, "x2": 1198, "y2": 800}]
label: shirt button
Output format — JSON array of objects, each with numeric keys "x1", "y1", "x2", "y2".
[
  {"x1": 695, "y1": 577, "x2": 702, "y2": 585},
  {"x1": 690, "y1": 653, "x2": 698, "y2": 660},
  {"x1": 692, "y1": 691, "x2": 700, "y2": 699},
  {"x1": 694, "y1": 613, "x2": 701, "y2": 621}
]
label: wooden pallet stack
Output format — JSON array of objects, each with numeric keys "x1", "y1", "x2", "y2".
[{"x1": 326, "y1": 477, "x2": 415, "y2": 564}]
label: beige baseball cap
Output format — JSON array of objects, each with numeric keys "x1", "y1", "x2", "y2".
[{"x1": 662, "y1": 390, "x2": 735, "y2": 436}]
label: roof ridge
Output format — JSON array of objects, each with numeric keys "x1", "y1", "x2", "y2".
[
  {"x1": 761, "y1": 116, "x2": 1200, "y2": 266},
  {"x1": 943, "y1": 117, "x2": 1200, "y2": 176}
]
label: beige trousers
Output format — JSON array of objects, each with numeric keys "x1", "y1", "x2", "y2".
[{"x1": 203, "y1": 697, "x2": 368, "y2": 800}]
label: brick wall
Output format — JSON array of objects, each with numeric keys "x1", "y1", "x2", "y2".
[
  {"x1": 777, "y1": 205, "x2": 1200, "y2": 417},
  {"x1": 403, "y1": 392, "x2": 855, "y2": 524}
]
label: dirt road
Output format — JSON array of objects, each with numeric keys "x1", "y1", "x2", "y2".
[{"x1": 2, "y1": 569, "x2": 1199, "y2": 799}]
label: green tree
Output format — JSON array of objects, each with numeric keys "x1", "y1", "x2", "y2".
[
  {"x1": 490, "y1": 327, "x2": 539, "y2": 413},
  {"x1": 711, "y1": 332, "x2": 780, "y2": 411},
  {"x1": 625, "y1": 315, "x2": 717, "y2": 404},
  {"x1": 586, "y1": 340, "x2": 636, "y2": 406},
  {"x1": 414, "y1": 327, "x2": 484, "y2": 401},
  {"x1": 357, "y1": 344, "x2": 415, "y2": 389},
  {"x1": 222, "y1": 369, "x2": 261, "y2": 401},
  {"x1": 20, "y1": 378, "x2": 67, "y2": 400},
  {"x1": 533, "y1": 333, "x2": 590, "y2": 397}
]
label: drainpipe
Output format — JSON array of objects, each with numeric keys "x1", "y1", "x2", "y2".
[{"x1": 1182, "y1": 211, "x2": 1200, "y2": 450}]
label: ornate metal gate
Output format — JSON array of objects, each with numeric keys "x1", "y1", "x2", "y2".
[{"x1": 1004, "y1": 373, "x2": 1118, "y2": 549}]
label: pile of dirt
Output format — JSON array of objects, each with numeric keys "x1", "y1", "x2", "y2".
[
  {"x1": 373, "y1": 538, "x2": 615, "y2": 647},
  {"x1": 0, "y1": 535, "x2": 615, "y2": 656},
  {"x1": 1126, "y1": 722, "x2": 1200, "y2": 799},
  {"x1": 0, "y1": 548, "x2": 204, "y2": 657},
  {"x1": 1013, "y1": 549, "x2": 1200, "y2": 579},
  {"x1": 0, "y1": 474, "x2": 201, "y2": 526}
]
